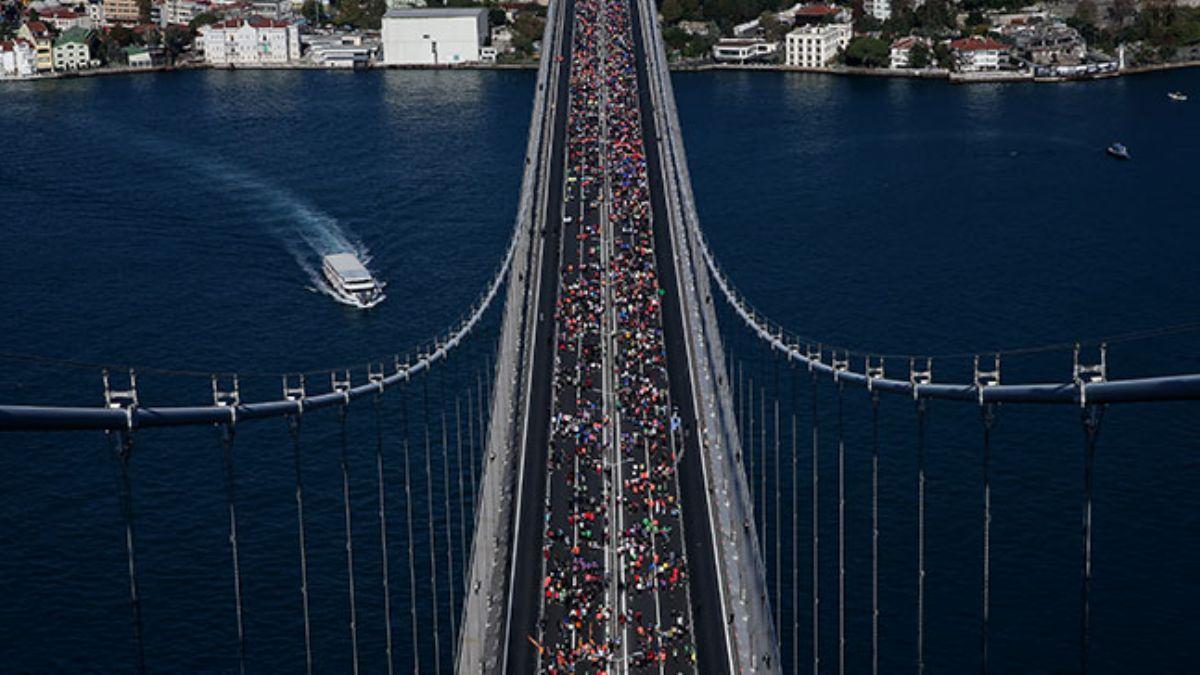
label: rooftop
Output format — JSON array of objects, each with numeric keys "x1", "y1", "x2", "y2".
[
  {"x1": 324, "y1": 253, "x2": 373, "y2": 282},
  {"x1": 950, "y1": 36, "x2": 1007, "y2": 51},
  {"x1": 55, "y1": 27, "x2": 94, "y2": 46},
  {"x1": 383, "y1": 8, "x2": 487, "y2": 19}
]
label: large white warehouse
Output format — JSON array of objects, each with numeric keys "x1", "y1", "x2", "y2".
[{"x1": 381, "y1": 8, "x2": 488, "y2": 66}]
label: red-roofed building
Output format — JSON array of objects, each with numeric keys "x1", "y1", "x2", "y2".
[
  {"x1": 791, "y1": 4, "x2": 849, "y2": 26},
  {"x1": 41, "y1": 7, "x2": 91, "y2": 31},
  {"x1": 17, "y1": 21, "x2": 55, "y2": 72},
  {"x1": 889, "y1": 36, "x2": 931, "y2": 69},
  {"x1": 950, "y1": 36, "x2": 1007, "y2": 72}
]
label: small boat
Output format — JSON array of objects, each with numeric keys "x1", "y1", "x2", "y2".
[
  {"x1": 322, "y1": 252, "x2": 385, "y2": 308},
  {"x1": 1106, "y1": 142, "x2": 1131, "y2": 160},
  {"x1": 1168, "y1": 91, "x2": 1188, "y2": 102}
]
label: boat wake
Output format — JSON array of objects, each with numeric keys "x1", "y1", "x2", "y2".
[{"x1": 100, "y1": 126, "x2": 381, "y2": 302}]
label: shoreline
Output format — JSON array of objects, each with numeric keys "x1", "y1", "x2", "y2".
[{"x1": 3, "y1": 57, "x2": 1198, "y2": 85}]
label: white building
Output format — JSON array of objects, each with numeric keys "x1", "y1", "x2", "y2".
[
  {"x1": 0, "y1": 40, "x2": 37, "y2": 78},
  {"x1": 380, "y1": 8, "x2": 488, "y2": 66},
  {"x1": 250, "y1": 0, "x2": 293, "y2": 21},
  {"x1": 160, "y1": 0, "x2": 204, "y2": 27},
  {"x1": 865, "y1": 0, "x2": 891, "y2": 21},
  {"x1": 305, "y1": 35, "x2": 374, "y2": 68},
  {"x1": 889, "y1": 36, "x2": 929, "y2": 69},
  {"x1": 200, "y1": 17, "x2": 301, "y2": 65},
  {"x1": 711, "y1": 38, "x2": 778, "y2": 63},
  {"x1": 53, "y1": 27, "x2": 97, "y2": 71},
  {"x1": 950, "y1": 36, "x2": 1007, "y2": 72},
  {"x1": 42, "y1": 7, "x2": 93, "y2": 31},
  {"x1": 784, "y1": 22, "x2": 850, "y2": 68}
]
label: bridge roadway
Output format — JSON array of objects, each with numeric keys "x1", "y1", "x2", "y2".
[{"x1": 499, "y1": 0, "x2": 728, "y2": 671}]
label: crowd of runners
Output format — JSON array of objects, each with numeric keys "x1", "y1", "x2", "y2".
[{"x1": 536, "y1": 0, "x2": 697, "y2": 671}]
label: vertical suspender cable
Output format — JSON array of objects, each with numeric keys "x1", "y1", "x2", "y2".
[
  {"x1": 456, "y1": 397, "x2": 467, "y2": 582},
  {"x1": 1080, "y1": 405, "x2": 1103, "y2": 675},
  {"x1": 774, "y1": 355, "x2": 782, "y2": 633},
  {"x1": 423, "y1": 375, "x2": 442, "y2": 675},
  {"x1": 749, "y1": 377, "x2": 756, "y2": 521},
  {"x1": 287, "y1": 417, "x2": 313, "y2": 675},
  {"x1": 916, "y1": 399, "x2": 927, "y2": 675},
  {"x1": 837, "y1": 379, "x2": 846, "y2": 675},
  {"x1": 219, "y1": 424, "x2": 247, "y2": 675},
  {"x1": 466, "y1": 390, "x2": 478, "y2": 520},
  {"x1": 792, "y1": 409, "x2": 800, "y2": 673},
  {"x1": 774, "y1": 395, "x2": 781, "y2": 634},
  {"x1": 871, "y1": 391, "x2": 880, "y2": 675},
  {"x1": 811, "y1": 369, "x2": 820, "y2": 675},
  {"x1": 110, "y1": 433, "x2": 146, "y2": 675},
  {"x1": 338, "y1": 406, "x2": 361, "y2": 675},
  {"x1": 400, "y1": 386, "x2": 421, "y2": 674},
  {"x1": 442, "y1": 404, "x2": 457, "y2": 650},
  {"x1": 981, "y1": 404, "x2": 995, "y2": 675},
  {"x1": 476, "y1": 366, "x2": 486, "y2": 504},
  {"x1": 373, "y1": 396, "x2": 395, "y2": 675},
  {"x1": 738, "y1": 361, "x2": 745, "y2": 452},
  {"x1": 761, "y1": 386, "x2": 768, "y2": 559}
]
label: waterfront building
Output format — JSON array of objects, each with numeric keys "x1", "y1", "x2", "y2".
[
  {"x1": 784, "y1": 22, "x2": 851, "y2": 69},
  {"x1": 889, "y1": 36, "x2": 930, "y2": 69},
  {"x1": 125, "y1": 44, "x2": 166, "y2": 67},
  {"x1": 304, "y1": 34, "x2": 374, "y2": 68},
  {"x1": 42, "y1": 7, "x2": 93, "y2": 31},
  {"x1": 380, "y1": 8, "x2": 488, "y2": 66},
  {"x1": 950, "y1": 35, "x2": 1008, "y2": 72},
  {"x1": 791, "y1": 3, "x2": 850, "y2": 25},
  {"x1": 199, "y1": 17, "x2": 301, "y2": 65},
  {"x1": 1003, "y1": 22, "x2": 1086, "y2": 66},
  {"x1": 17, "y1": 21, "x2": 55, "y2": 73},
  {"x1": 103, "y1": 0, "x2": 142, "y2": 24},
  {"x1": 53, "y1": 27, "x2": 98, "y2": 71},
  {"x1": 0, "y1": 39, "x2": 37, "y2": 78},
  {"x1": 711, "y1": 38, "x2": 778, "y2": 64},
  {"x1": 387, "y1": 0, "x2": 429, "y2": 7}
]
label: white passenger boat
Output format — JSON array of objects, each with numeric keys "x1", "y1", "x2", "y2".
[
  {"x1": 1168, "y1": 91, "x2": 1187, "y2": 102},
  {"x1": 322, "y1": 252, "x2": 385, "y2": 309}
]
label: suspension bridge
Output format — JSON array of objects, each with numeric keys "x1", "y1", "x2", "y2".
[{"x1": 3, "y1": 0, "x2": 1199, "y2": 672}]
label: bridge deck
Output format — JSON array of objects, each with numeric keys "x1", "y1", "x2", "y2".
[{"x1": 501, "y1": 0, "x2": 727, "y2": 671}]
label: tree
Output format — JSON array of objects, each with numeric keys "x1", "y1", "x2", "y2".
[
  {"x1": 758, "y1": 10, "x2": 786, "y2": 41},
  {"x1": 679, "y1": 0, "x2": 701, "y2": 21},
  {"x1": 511, "y1": 13, "x2": 545, "y2": 55},
  {"x1": 137, "y1": 0, "x2": 152, "y2": 23},
  {"x1": 189, "y1": 12, "x2": 221, "y2": 31},
  {"x1": 302, "y1": 0, "x2": 329, "y2": 26},
  {"x1": 162, "y1": 25, "x2": 192, "y2": 63},
  {"x1": 856, "y1": 14, "x2": 883, "y2": 33},
  {"x1": 933, "y1": 41, "x2": 953, "y2": 69},
  {"x1": 843, "y1": 36, "x2": 890, "y2": 67},
  {"x1": 489, "y1": 8, "x2": 508, "y2": 27},
  {"x1": 1110, "y1": 0, "x2": 1138, "y2": 25},
  {"x1": 909, "y1": 41, "x2": 930, "y2": 68},
  {"x1": 1074, "y1": 0, "x2": 1098, "y2": 28},
  {"x1": 661, "y1": 0, "x2": 684, "y2": 24}
]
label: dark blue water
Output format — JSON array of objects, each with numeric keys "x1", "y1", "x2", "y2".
[{"x1": 1, "y1": 68, "x2": 1197, "y2": 672}]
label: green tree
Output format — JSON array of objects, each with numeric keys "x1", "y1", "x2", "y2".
[
  {"x1": 162, "y1": 25, "x2": 192, "y2": 63},
  {"x1": 302, "y1": 0, "x2": 329, "y2": 25},
  {"x1": 933, "y1": 41, "x2": 953, "y2": 69},
  {"x1": 663, "y1": 25, "x2": 690, "y2": 51},
  {"x1": 511, "y1": 13, "x2": 545, "y2": 55},
  {"x1": 661, "y1": 0, "x2": 684, "y2": 24},
  {"x1": 679, "y1": 0, "x2": 701, "y2": 21},
  {"x1": 489, "y1": 8, "x2": 508, "y2": 27},
  {"x1": 843, "y1": 36, "x2": 890, "y2": 67},
  {"x1": 189, "y1": 12, "x2": 222, "y2": 30},
  {"x1": 908, "y1": 41, "x2": 930, "y2": 68},
  {"x1": 137, "y1": 0, "x2": 152, "y2": 23}
]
